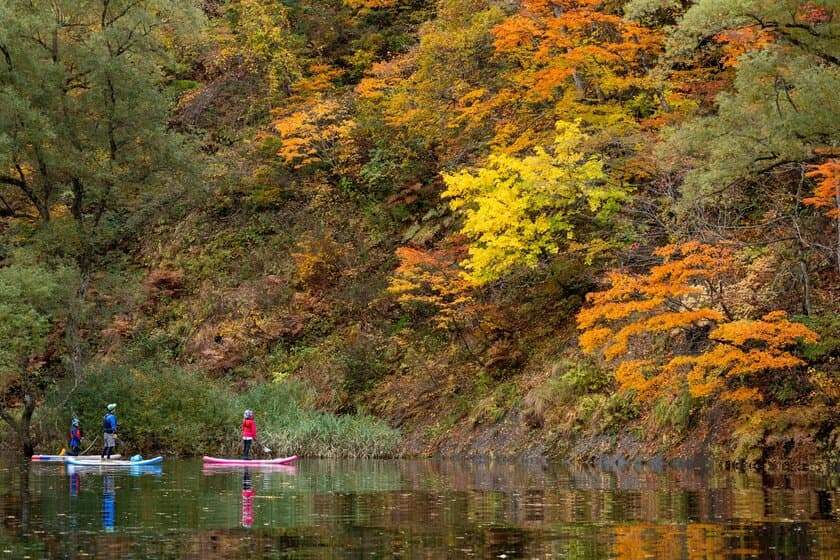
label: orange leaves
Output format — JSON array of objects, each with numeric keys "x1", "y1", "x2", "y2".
[
  {"x1": 271, "y1": 97, "x2": 355, "y2": 169},
  {"x1": 295, "y1": 64, "x2": 345, "y2": 96},
  {"x1": 713, "y1": 25, "x2": 776, "y2": 68},
  {"x1": 805, "y1": 158, "x2": 840, "y2": 219},
  {"x1": 491, "y1": 0, "x2": 664, "y2": 104},
  {"x1": 577, "y1": 243, "x2": 735, "y2": 333},
  {"x1": 796, "y1": 2, "x2": 833, "y2": 24},
  {"x1": 712, "y1": 311, "x2": 818, "y2": 349},
  {"x1": 388, "y1": 243, "x2": 478, "y2": 330},
  {"x1": 577, "y1": 243, "x2": 818, "y2": 405}
]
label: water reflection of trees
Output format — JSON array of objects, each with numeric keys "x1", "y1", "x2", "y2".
[{"x1": 1, "y1": 458, "x2": 838, "y2": 559}]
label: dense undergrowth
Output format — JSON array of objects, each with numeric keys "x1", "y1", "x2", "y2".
[{"x1": 32, "y1": 364, "x2": 400, "y2": 459}]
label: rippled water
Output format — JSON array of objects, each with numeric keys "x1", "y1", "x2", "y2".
[{"x1": 1, "y1": 456, "x2": 838, "y2": 559}]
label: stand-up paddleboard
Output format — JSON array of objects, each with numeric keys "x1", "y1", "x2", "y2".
[
  {"x1": 202, "y1": 463, "x2": 297, "y2": 474},
  {"x1": 31, "y1": 454, "x2": 121, "y2": 462},
  {"x1": 66, "y1": 463, "x2": 163, "y2": 476},
  {"x1": 65, "y1": 455, "x2": 163, "y2": 466},
  {"x1": 202, "y1": 455, "x2": 297, "y2": 465}
]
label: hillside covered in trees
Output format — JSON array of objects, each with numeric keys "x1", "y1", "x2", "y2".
[{"x1": 0, "y1": 0, "x2": 838, "y2": 469}]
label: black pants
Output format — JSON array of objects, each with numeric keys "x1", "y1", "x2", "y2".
[
  {"x1": 243, "y1": 439, "x2": 252, "y2": 460},
  {"x1": 102, "y1": 439, "x2": 114, "y2": 459},
  {"x1": 70, "y1": 445, "x2": 79, "y2": 456}
]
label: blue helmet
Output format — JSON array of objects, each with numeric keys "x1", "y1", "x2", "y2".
[{"x1": 72, "y1": 418, "x2": 80, "y2": 425}]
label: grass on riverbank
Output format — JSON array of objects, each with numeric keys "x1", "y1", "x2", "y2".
[{"x1": 32, "y1": 364, "x2": 401, "y2": 458}]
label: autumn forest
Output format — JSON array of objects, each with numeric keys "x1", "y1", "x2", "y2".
[{"x1": 0, "y1": 0, "x2": 838, "y2": 469}]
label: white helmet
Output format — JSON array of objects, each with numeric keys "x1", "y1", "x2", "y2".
[{"x1": 244, "y1": 409, "x2": 253, "y2": 419}]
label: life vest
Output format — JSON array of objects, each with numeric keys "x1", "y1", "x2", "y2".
[{"x1": 103, "y1": 413, "x2": 116, "y2": 433}]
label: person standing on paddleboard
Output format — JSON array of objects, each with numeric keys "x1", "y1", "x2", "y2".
[
  {"x1": 241, "y1": 409, "x2": 257, "y2": 460},
  {"x1": 68, "y1": 418, "x2": 83, "y2": 456},
  {"x1": 101, "y1": 403, "x2": 118, "y2": 460}
]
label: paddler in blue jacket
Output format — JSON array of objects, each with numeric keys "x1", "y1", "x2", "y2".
[{"x1": 101, "y1": 403, "x2": 118, "y2": 460}]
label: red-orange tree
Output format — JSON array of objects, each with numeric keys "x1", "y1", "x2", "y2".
[
  {"x1": 577, "y1": 242, "x2": 818, "y2": 404},
  {"x1": 388, "y1": 241, "x2": 478, "y2": 330},
  {"x1": 805, "y1": 158, "x2": 840, "y2": 274},
  {"x1": 478, "y1": 0, "x2": 668, "y2": 155}
]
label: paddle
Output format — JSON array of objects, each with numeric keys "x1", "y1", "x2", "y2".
[
  {"x1": 80, "y1": 434, "x2": 99, "y2": 455},
  {"x1": 254, "y1": 438, "x2": 272, "y2": 458}
]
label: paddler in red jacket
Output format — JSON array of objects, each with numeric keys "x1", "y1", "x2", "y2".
[{"x1": 241, "y1": 409, "x2": 257, "y2": 460}]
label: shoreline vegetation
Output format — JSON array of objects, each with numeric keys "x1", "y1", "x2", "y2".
[{"x1": 1, "y1": 1, "x2": 837, "y2": 471}]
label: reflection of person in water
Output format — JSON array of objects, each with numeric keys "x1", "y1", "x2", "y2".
[
  {"x1": 102, "y1": 474, "x2": 115, "y2": 532},
  {"x1": 69, "y1": 471, "x2": 81, "y2": 496},
  {"x1": 241, "y1": 469, "x2": 255, "y2": 528}
]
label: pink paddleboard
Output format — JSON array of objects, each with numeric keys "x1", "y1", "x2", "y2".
[{"x1": 202, "y1": 455, "x2": 298, "y2": 465}]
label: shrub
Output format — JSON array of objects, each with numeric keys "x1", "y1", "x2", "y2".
[
  {"x1": 39, "y1": 364, "x2": 237, "y2": 456},
  {"x1": 37, "y1": 364, "x2": 402, "y2": 458}
]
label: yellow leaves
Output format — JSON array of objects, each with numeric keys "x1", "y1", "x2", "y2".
[
  {"x1": 442, "y1": 120, "x2": 618, "y2": 284},
  {"x1": 215, "y1": 0, "x2": 301, "y2": 96},
  {"x1": 292, "y1": 236, "x2": 352, "y2": 292},
  {"x1": 343, "y1": 0, "x2": 396, "y2": 8}
]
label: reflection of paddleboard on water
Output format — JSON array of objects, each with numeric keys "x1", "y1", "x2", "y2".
[
  {"x1": 241, "y1": 470, "x2": 255, "y2": 528},
  {"x1": 201, "y1": 463, "x2": 297, "y2": 475},
  {"x1": 66, "y1": 463, "x2": 163, "y2": 477}
]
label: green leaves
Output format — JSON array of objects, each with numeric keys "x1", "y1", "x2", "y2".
[
  {"x1": 660, "y1": 0, "x2": 840, "y2": 209},
  {"x1": 0, "y1": 0, "x2": 204, "y2": 225},
  {"x1": 0, "y1": 264, "x2": 68, "y2": 383}
]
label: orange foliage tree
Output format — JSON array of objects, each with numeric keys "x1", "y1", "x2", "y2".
[
  {"x1": 387, "y1": 242, "x2": 479, "y2": 331},
  {"x1": 805, "y1": 158, "x2": 840, "y2": 273},
  {"x1": 577, "y1": 242, "x2": 818, "y2": 404},
  {"x1": 271, "y1": 96, "x2": 356, "y2": 170},
  {"x1": 479, "y1": 0, "x2": 668, "y2": 155},
  {"x1": 268, "y1": 64, "x2": 357, "y2": 171},
  {"x1": 491, "y1": 0, "x2": 663, "y2": 103}
]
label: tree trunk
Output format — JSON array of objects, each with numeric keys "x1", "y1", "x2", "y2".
[
  {"x1": 19, "y1": 392, "x2": 36, "y2": 457},
  {"x1": 0, "y1": 390, "x2": 37, "y2": 458},
  {"x1": 796, "y1": 243, "x2": 812, "y2": 316},
  {"x1": 65, "y1": 268, "x2": 91, "y2": 385}
]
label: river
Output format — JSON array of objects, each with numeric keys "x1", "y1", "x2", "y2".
[{"x1": 1, "y1": 455, "x2": 838, "y2": 558}]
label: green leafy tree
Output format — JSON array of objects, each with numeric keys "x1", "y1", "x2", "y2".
[
  {"x1": 652, "y1": 0, "x2": 839, "y2": 314},
  {"x1": 0, "y1": 0, "x2": 203, "y2": 378},
  {"x1": 0, "y1": 264, "x2": 68, "y2": 456},
  {"x1": 441, "y1": 120, "x2": 620, "y2": 284},
  {"x1": 218, "y1": 0, "x2": 303, "y2": 98},
  {"x1": 660, "y1": 0, "x2": 840, "y2": 207}
]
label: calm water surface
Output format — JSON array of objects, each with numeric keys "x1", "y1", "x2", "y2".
[{"x1": 0, "y1": 456, "x2": 838, "y2": 559}]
